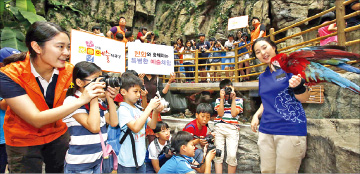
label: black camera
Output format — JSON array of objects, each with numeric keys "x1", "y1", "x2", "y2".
[
  {"x1": 203, "y1": 134, "x2": 221, "y2": 157},
  {"x1": 201, "y1": 47, "x2": 206, "y2": 53},
  {"x1": 186, "y1": 46, "x2": 191, "y2": 50},
  {"x1": 90, "y1": 75, "x2": 121, "y2": 89},
  {"x1": 224, "y1": 86, "x2": 232, "y2": 95},
  {"x1": 158, "y1": 144, "x2": 173, "y2": 157},
  {"x1": 227, "y1": 46, "x2": 232, "y2": 51},
  {"x1": 151, "y1": 32, "x2": 155, "y2": 36}
]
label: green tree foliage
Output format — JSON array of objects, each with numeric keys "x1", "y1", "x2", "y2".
[{"x1": 0, "y1": 0, "x2": 46, "y2": 51}]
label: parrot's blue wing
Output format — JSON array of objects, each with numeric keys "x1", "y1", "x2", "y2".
[{"x1": 305, "y1": 62, "x2": 360, "y2": 94}]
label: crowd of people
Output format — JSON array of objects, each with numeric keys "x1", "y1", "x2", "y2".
[{"x1": 0, "y1": 1, "x2": 358, "y2": 172}]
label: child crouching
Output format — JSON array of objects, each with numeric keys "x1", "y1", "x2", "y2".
[
  {"x1": 145, "y1": 121, "x2": 172, "y2": 173},
  {"x1": 158, "y1": 131, "x2": 216, "y2": 174}
]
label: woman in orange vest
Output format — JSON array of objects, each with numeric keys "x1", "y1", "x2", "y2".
[{"x1": 0, "y1": 21, "x2": 105, "y2": 173}]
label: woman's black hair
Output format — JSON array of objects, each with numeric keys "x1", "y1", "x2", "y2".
[
  {"x1": 66, "y1": 61, "x2": 102, "y2": 96},
  {"x1": 251, "y1": 37, "x2": 278, "y2": 58},
  {"x1": 3, "y1": 21, "x2": 68, "y2": 65},
  {"x1": 319, "y1": 12, "x2": 335, "y2": 24},
  {"x1": 177, "y1": 38, "x2": 183, "y2": 46},
  {"x1": 152, "y1": 121, "x2": 170, "y2": 133},
  {"x1": 171, "y1": 131, "x2": 194, "y2": 153},
  {"x1": 185, "y1": 40, "x2": 193, "y2": 47}
]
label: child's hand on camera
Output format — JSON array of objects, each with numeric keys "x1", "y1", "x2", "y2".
[
  {"x1": 105, "y1": 87, "x2": 119, "y2": 99},
  {"x1": 220, "y1": 89, "x2": 225, "y2": 99},
  {"x1": 81, "y1": 82, "x2": 105, "y2": 104},
  {"x1": 148, "y1": 97, "x2": 161, "y2": 110},
  {"x1": 206, "y1": 149, "x2": 216, "y2": 161},
  {"x1": 199, "y1": 136, "x2": 208, "y2": 146},
  {"x1": 155, "y1": 101, "x2": 164, "y2": 112}
]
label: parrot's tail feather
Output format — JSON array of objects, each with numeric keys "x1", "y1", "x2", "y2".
[{"x1": 337, "y1": 64, "x2": 360, "y2": 74}]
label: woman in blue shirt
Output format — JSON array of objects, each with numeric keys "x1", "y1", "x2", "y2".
[{"x1": 250, "y1": 37, "x2": 310, "y2": 173}]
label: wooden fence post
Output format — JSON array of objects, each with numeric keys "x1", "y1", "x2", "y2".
[
  {"x1": 270, "y1": 28, "x2": 275, "y2": 42},
  {"x1": 234, "y1": 45, "x2": 239, "y2": 82},
  {"x1": 335, "y1": 0, "x2": 346, "y2": 46},
  {"x1": 195, "y1": 49, "x2": 199, "y2": 83}
]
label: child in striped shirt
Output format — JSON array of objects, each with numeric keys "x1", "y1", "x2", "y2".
[
  {"x1": 62, "y1": 61, "x2": 119, "y2": 173},
  {"x1": 213, "y1": 79, "x2": 243, "y2": 174}
]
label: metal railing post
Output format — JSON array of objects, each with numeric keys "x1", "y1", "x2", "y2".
[
  {"x1": 195, "y1": 50, "x2": 199, "y2": 83},
  {"x1": 335, "y1": 0, "x2": 346, "y2": 46}
]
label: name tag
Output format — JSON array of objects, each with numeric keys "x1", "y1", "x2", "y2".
[{"x1": 276, "y1": 73, "x2": 286, "y2": 81}]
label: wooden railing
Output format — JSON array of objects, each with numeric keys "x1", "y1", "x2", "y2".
[{"x1": 127, "y1": 0, "x2": 359, "y2": 83}]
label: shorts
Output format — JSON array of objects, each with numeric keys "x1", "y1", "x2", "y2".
[
  {"x1": 210, "y1": 65, "x2": 221, "y2": 71},
  {"x1": 238, "y1": 54, "x2": 250, "y2": 61},
  {"x1": 213, "y1": 123, "x2": 239, "y2": 166},
  {"x1": 224, "y1": 58, "x2": 235, "y2": 68}
]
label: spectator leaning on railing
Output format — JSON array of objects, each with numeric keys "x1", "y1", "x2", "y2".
[{"x1": 209, "y1": 38, "x2": 225, "y2": 82}]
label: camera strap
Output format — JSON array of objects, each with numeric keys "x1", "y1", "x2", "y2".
[
  {"x1": 119, "y1": 128, "x2": 139, "y2": 169},
  {"x1": 73, "y1": 94, "x2": 108, "y2": 111},
  {"x1": 155, "y1": 138, "x2": 171, "y2": 157},
  {"x1": 175, "y1": 154, "x2": 200, "y2": 169}
]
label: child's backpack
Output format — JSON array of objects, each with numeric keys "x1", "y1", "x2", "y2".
[
  {"x1": 107, "y1": 102, "x2": 141, "y2": 168},
  {"x1": 107, "y1": 102, "x2": 135, "y2": 155},
  {"x1": 99, "y1": 131, "x2": 118, "y2": 173}
]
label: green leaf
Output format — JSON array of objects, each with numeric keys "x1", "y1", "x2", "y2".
[
  {"x1": 16, "y1": 0, "x2": 36, "y2": 13},
  {"x1": 9, "y1": 6, "x2": 31, "y2": 28},
  {"x1": 1, "y1": 27, "x2": 27, "y2": 51},
  {"x1": 0, "y1": 0, "x2": 4, "y2": 17},
  {"x1": 19, "y1": 10, "x2": 46, "y2": 24}
]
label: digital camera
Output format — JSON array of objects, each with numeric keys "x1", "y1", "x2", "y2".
[
  {"x1": 227, "y1": 46, "x2": 233, "y2": 51},
  {"x1": 156, "y1": 91, "x2": 170, "y2": 113},
  {"x1": 90, "y1": 75, "x2": 121, "y2": 89},
  {"x1": 224, "y1": 86, "x2": 232, "y2": 95},
  {"x1": 201, "y1": 47, "x2": 207, "y2": 53},
  {"x1": 203, "y1": 134, "x2": 221, "y2": 157}
]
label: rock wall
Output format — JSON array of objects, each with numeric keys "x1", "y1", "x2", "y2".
[
  {"x1": 163, "y1": 117, "x2": 360, "y2": 173},
  {"x1": 32, "y1": 0, "x2": 341, "y2": 46}
]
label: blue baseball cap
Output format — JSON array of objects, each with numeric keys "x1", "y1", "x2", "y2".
[{"x1": 0, "y1": 47, "x2": 21, "y2": 63}]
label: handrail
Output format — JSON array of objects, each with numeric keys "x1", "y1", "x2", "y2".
[{"x1": 127, "y1": 0, "x2": 359, "y2": 84}]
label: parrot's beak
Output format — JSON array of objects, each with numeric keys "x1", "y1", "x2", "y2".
[{"x1": 271, "y1": 60, "x2": 281, "y2": 72}]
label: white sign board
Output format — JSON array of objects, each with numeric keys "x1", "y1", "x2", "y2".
[
  {"x1": 70, "y1": 29, "x2": 125, "y2": 73},
  {"x1": 127, "y1": 42, "x2": 174, "y2": 75},
  {"x1": 228, "y1": 15, "x2": 249, "y2": 30}
]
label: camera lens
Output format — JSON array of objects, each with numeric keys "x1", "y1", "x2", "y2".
[
  {"x1": 225, "y1": 87, "x2": 232, "y2": 95},
  {"x1": 215, "y1": 149, "x2": 222, "y2": 157}
]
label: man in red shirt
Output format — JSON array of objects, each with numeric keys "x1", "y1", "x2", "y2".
[
  {"x1": 183, "y1": 103, "x2": 213, "y2": 164},
  {"x1": 136, "y1": 27, "x2": 152, "y2": 43}
]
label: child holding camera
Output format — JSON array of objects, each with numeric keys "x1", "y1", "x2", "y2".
[
  {"x1": 117, "y1": 73, "x2": 164, "y2": 173},
  {"x1": 183, "y1": 103, "x2": 214, "y2": 164},
  {"x1": 214, "y1": 79, "x2": 243, "y2": 174},
  {"x1": 158, "y1": 131, "x2": 216, "y2": 174},
  {"x1": 145, "y1": 121, "x2": 172, "y2": 173},
  {"x1": 62, "y1": 61, "x2": 119, "y2": 173}
]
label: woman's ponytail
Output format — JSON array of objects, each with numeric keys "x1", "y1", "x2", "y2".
[{"x1": 3, "y1": 52, "x2": 27, "y2": 66}]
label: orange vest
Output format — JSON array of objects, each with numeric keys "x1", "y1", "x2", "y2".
[
  {"x1": 113, "y1": 26, "x2": 128, "y2": 43},
  {"x1": 251, "y1": 23, "x2": 266, "y2": 42},
  {"x1": 0, "y1": 53, "x2": 74, "y2": 146}
]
